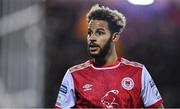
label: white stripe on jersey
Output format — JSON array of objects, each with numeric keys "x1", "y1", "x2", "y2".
[
  {"x1": 55, "y1": 70, "x2": 76, "y2": 108},
  {"x1": 141, "y1": 66, "x2": 162, "y2": 107}
]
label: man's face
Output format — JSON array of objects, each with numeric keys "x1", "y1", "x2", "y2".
[{"x1": 87, "y1": 20, "x2": 112, "y2": 58}]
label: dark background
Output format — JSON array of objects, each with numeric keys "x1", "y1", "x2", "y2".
[{"x1": 45, "y1": 0, "x2": 180, "y2": 107}]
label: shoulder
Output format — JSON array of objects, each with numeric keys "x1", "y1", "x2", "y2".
[
  {"x1": 120, "y1": 58, "x2": 143, "y2": 68},
  {"x1": 69, "y1": 60, "x2": 91, "y2": 73}
]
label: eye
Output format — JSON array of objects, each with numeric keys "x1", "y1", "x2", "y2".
[
  {"x1": 96, "y1": 30, "x2": 104, "y2": 36},
  {"x1": 88, "y1": 30, "x2": 92, "y2": 36}
]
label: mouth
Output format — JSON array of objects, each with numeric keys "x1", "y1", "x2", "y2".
[
  {"x1": 89, "y1": 46, "x2": 98, "y2": 51},
  {"x1": 89, "y1": 44, "x2": 99, "y2": 52}
]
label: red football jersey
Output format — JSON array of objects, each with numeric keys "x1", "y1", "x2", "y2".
[{"x1": 55, "y1": 58, "x2": 163, "y2": 108}]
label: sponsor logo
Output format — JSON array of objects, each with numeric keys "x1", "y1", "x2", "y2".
[
  {"x1": 149, "y1": 80, "x2": 155, "y2": 88},
  {"x1": 60, "y1": 84, "x2": 67, "y2": 94},
  {"x1": 57, "y1": 93, "x2": 66, "y2": 103},
  {"x1": 100, "y1": 90, "x2": 119, "y2": 108},
  {"x1": 152, "y1": 87, "x2": 161, "y2": 99},
  {"x1": 121, "y1": 77, "x2": 134, "y2": 90},
  {"x1": 149, "y1": 80, "x2": 161, "y2": 100},
  {"x1": 83, "y1": 84, "x2": 93, "y2": 91}
]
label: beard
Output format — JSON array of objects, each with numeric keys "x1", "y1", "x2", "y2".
[{"x1": 88, "y1": 37, "x2": 112, "y2": 59}]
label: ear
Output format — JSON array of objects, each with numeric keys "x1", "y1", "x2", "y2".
[{"x1": 112, "y1": 32, "x2": 120, "y2": 42}]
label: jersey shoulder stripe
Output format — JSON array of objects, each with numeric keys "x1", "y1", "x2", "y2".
[
  {"x1": 121, "y1": 58, "x2": 143, "y2": 68},
  {"x1": 69, "y1": 60, "x2": 91, "y2": 73}
]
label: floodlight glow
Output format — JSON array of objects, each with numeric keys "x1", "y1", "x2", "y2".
[{"x1": 128, "y1": 0, "x2": 154, "y2": 5}]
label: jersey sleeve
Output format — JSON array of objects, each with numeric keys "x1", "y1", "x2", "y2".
[
  {"x1": 141, "y1": 65, "x2": 163, "y2": 107},
  {"x1": 55, "y1": 69, "x2": 76, "y2": 108}
]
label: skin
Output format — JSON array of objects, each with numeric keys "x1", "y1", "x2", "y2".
[
  {"x1": 87, "y1": 19, "x2": 164, "y2": 108},
  {"x1": 158, "y1": 105, "x2": 164, "y2": 108},
  {"x1": 87, "y1": 19, "x2": 119, "y2": 67}
]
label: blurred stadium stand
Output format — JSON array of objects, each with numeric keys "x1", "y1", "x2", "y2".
[
  {"x1": 0, "y1": 0, "x2": 45, "y2": 107},
  {"x1": 0, "y1": 0, "x2": 180, "y2": 108}
]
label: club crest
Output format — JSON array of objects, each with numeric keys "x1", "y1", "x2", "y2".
[{"x1": 121, "y1": 77, "x2": 134, "y2": 90}]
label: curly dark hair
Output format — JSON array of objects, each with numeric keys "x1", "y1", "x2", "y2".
[{"x1": 87, "y1": 4, "x2": 126, "y2": 35}]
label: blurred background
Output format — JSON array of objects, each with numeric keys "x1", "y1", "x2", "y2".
[{"x1": 0, "y1": 0, "x2": 180, "y2": 108}]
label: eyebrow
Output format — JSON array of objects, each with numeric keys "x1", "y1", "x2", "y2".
[
  {"x1": 88, "y1": 27, "x2": 106, "y2": 31},
  {"x1": 96, "y1": 28, "x2": 105, "y2": 31}
]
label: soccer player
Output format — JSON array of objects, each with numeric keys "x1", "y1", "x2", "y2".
[{"x1": 55, "y1": 4, "x2": 164, "y2": 108}]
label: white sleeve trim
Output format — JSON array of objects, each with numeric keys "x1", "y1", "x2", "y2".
[
  {"x1": 55, "y1": 69, "x2": 76, "y2": 108},
  {"x1": 141, "y1": 65, "x2": 162, "y2": 107}
]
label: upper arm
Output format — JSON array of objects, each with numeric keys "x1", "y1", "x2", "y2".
[
  {"x1": 141, "y1": 66, "x2": 163, "y2": 108},
  {"x1": 55, "y1": 70, "x2": 76, "y2": 108}
]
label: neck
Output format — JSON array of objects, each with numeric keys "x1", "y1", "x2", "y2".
[{"x1": 92, "y1": 46, "x2": 118, "y2": 67}]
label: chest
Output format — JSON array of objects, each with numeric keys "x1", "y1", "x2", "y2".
[{"x1": 72, "y1": 68, "x2": 142, "y2": 107}]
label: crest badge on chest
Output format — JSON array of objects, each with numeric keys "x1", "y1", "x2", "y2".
[{"x1": 121, "y1": 77, "x2": 134, "y2": 90}]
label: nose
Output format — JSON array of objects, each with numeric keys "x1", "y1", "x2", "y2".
[{"x1": 88, "y1": 33, "x2": 97, "y2": 42}]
